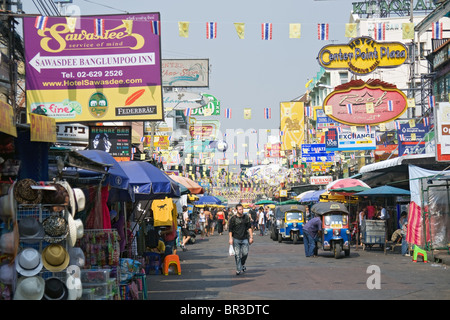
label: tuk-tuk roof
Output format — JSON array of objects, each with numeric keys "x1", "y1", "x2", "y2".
[
  {"x1": 311, "y1": 202, "x2": 349, "y2": 215},
  {"x1": 275, "y1": 204, "x2": 306, "y2": 218}
]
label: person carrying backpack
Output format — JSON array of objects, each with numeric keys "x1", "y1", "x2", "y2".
[{"x1": 228, "y1": 204, "x2": 253, "y2": 275}]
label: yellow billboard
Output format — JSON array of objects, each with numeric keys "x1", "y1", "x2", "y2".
[
  {"x1": 317, "y1": 36, "x2": 407, "y2": 75},
  {"x1": 280, "y1": 101, "x2": 305, "y2": 151}
]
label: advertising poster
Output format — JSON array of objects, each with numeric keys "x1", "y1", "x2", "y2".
[
  {"x1": 397, "y1": 122, "x2": 428, "y2": 156},
  {"x1": 325, "y1": 127, "x2": 376, "y2": 151},
  {"x1": 89, "y1": 126, "x2": 131, "y2": 161},
  {"x1": 435, "y1": 102, "x2": 450, "y2": 161},
  {"x1": 24, "y1": 13, "x2": 163, "y2": 123},
  {"x1": 280, "y1": 101, "x2": 305, "y2": 150}
]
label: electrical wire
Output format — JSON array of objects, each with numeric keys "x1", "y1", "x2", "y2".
[{"x1": 80, "y1": 0, "x2": 129, "y2": 14}]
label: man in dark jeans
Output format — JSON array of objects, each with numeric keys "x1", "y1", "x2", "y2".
[
  {"x1": 228, "y1": 204, "x2": 253, "y2": 275},
  {"x1": 302, "y1": 214, "x2": 322, "y2": 257}
]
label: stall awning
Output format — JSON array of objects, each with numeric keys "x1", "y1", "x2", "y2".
[{"x1": 359, "y1": 154, "x2": 435, "y2": 174}]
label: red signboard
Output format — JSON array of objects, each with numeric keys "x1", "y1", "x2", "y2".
[{"x1": 323, "y1": 79, "x2": 407, "y2": 126}]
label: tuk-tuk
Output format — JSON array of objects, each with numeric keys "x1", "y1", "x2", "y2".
[
  {"x1": 274, "y1": 204, "x2": 306, "y2": 244},
  {"x1": 311, "y1": 202, "x2": 351, "y2": 258}
]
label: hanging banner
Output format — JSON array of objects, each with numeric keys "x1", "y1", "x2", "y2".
[
  {"x1": 280, "y1": 101, "x2": 305, "y2": 150},
  {"x1": 30, "y1": 113, "x2": 56, "y2": 143},
  {"x1": 317, "y1": 36, "x2": 407, "y2": 75},
  {"x1": 0, "y1": 101, "x2": 17, "y2": 137},
  {"x1": 24, "y1": 13, "x2": 163, "y2": 123}
]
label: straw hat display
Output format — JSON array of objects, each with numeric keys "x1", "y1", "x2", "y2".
[
  {"x1": 13, "y1": 276, "x2": 45, "y2": 300},
  {"x1": 0, "y1": 182, "x2": 16, "y2": 220},
  {"x1": 42, "y1": 277, "x2": 69, "y2": 300},
  {"x1": 18, "y1": 217, "x2": 44, "y2": 242},
  {"x1": 42, "y1": 215, "x2": 68, "y2": 243},
  {"x1": 67, "y1": 214, "x2": 84, "y2": 247},
  {"x1": 42, "y1": 243, "x2": 70, "y2": 272},
  {"x1": 15, "y1": 248, "x2": 43, "y2": 277},
  {"x1": 13, "y1": 179, "x2": 42, "y2": 205}
]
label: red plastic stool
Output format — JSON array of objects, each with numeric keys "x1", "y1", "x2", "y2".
[{"x1": 163, "y1": 254, "x2": 181, "y2": 275}]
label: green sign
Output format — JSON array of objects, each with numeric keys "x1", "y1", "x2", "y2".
[{"x1": 190, "y1": 93, "x2": 220, "y2": 116}]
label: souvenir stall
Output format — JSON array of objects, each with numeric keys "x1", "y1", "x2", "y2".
[{"x1": 0, "y1": 120, "x2": 90, "y2": 300}]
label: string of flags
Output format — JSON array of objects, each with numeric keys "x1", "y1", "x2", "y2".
[{"x1": 34, "y1": 16, "x2": 445, "y2": 41}]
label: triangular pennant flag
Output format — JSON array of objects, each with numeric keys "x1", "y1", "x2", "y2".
[
  {"x1": 289, "y1": 23, "x2": 301, "y2": 39},
  {"x1": 150, "y1": 20, "x2": 161, "y2": 35},
  {"x1": 234, "y1": 22, "x2": 245, "y2": 39},
  {"x1": 206, "y1": 22, "x2": 217, "y2": 39},
  {"x1": 261, "y1": 23, "x2": 272, "y2": 40},
  {"x1": 244, "y1": 108, "x2": 251, "y2": 119},
  {"x1": 122, "y1": 20, "x2": 133, "y2": 35},
  {"x1": 402, "y1": 22, "x2": 414, "y2": 40},
  {"x1": 178, "y1": 21, "x2": 190, "y2": 38},
  {"x1": 345, "y1": 23, "x2": 357, "y2": 38},
  {"x1": 318, "y1": 23, "x2": 329, "y2": 40},
  {"x1": 65, "y1": 17, "x2": 77, "y2": 33}
]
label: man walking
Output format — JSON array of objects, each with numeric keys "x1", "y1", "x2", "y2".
[
  {"x1": 302, "y1": 214, "x2": 322, "y2": 257},
  {"x1": 228, "y1": 204, "x2": 253, "y2": 275}
]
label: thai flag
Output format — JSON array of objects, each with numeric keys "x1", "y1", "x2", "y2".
[
  {"x1": 184, "y1": 108, "x2": 191, "y2": 117},
  {"x1": 35, "y1": 16, "x2": 48, "y2": 30},
  {"x1": 351, "y1": 154, "x2": 355, "y2": 160},
  {"x1": 395, "y1": 120, "x2": 401, "y2": 130},
  {"x1": 423, "y1": 117, "x2": 429, "y2": 127},
  {"x1": 305, "y1": 106, "x2": 311, "y2": 117},
  {"x1": 365, "y1": 125, "x2": 371, "y2": 133},
  {"x1": 432, "y1": 22, "x2": 443, "y2": 39},
  {"x1": 140, "y1": 136, "x2": 145, "y2": 142},
  {"x1": 399, "y1": 134, "x2": 405, "y2": 141},
  {"x1": 94, "y1": 19, "x2": 105, "y2": 37},
  {"x1": 387, "y1": 100, "x2": 394, "y2": 111},
  {"x1": 225, "y1": 108, "x2": 232, "y2": 118},
  {"x1": 206, "y1": 22, "x2": 217, "y2": 39},
  {"x1": 318, "y1": 23, "x2": 328, "y2": 40},
  {"x1": 261, "y1": 23, "x2": 272, "y2": 40},
  {"x1": 150, "y1": 20, "x2": 161, "y2": 35},
  {"x1": 264, "y1": 107, "x2": 271, "y2": 119},
  {"x1": 279, "y1": 131, "x2": 284, "y2": 136},
  {"x1": 376, "y1": 135, "x2": 381, "y2": 142},
  {"x1": 374, "y1": 23, "x2": 385, "y2": 40},
  {"x1": 428, "y1": 95, "x2": 435, "y2": 108},
  {"x1": 347, "y1": 103, "x2": 353, "y2": 114}
]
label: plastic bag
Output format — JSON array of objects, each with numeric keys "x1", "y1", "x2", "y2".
[{"x1": 228, "y1": 244, "x2": 235, "y2": 256}]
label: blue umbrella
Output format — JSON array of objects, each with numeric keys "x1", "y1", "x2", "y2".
[
  {"x1": 75, "y1": 150, "x2": 129, "y2": 190},
  {"x1": 300, "y1": 189, "x2": 326, "y2": 202},
  {"x1": 195, "y1": 195, "x2": 222, "y2": 205},
  {"x1": 118, "y1": 161, "x2": 180, "y2": 201}
]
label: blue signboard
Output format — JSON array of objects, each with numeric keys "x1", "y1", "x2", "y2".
[{"x1": 301, "y1": 143, "x2": 334, "y2": 162}]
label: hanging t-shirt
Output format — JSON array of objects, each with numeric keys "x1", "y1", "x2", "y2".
[{"x1": 152, "y1": 198, "x2": 176, "y2": 227}]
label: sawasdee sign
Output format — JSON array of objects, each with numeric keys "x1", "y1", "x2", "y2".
[
  {"x1": 24, "y1": 13, "x2": 163, "y2": 123},
  {"x1": 317, "y1": 36, "x2": 407, "y2": 75}
]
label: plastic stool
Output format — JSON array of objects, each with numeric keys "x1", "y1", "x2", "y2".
[
  {"x1": 163, "y1": 254, "x2": 181, "y2": 275},
  {"x1": 412, "y1": 245, "x2": 428, "y2": 263}
]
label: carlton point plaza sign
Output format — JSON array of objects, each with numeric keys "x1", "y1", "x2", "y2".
[
  {"x1": 317, "y1": 36, "x2": 407, "y2": 75},
  {"x1": 352, "y1": 0, "x2": 437, "y2": 15}
]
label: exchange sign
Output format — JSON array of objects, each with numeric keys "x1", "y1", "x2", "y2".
[{"x1": 24, "y1": 13, "x2": 163, "y2": 123}]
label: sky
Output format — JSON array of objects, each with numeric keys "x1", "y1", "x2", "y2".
[{"x1": 21, "y1": 0, "x2": 355, "y2": 133}]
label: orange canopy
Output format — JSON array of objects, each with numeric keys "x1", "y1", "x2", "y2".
[{"x1": 168, "y1": 175, "x2": 204, "y2": 194}]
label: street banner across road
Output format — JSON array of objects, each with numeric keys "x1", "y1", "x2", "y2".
[{"x1": 23, "y1": 13, "x2": 163, "y2": 123}]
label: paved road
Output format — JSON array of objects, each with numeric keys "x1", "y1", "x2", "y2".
[{"x1": 147, "y1": 231, "x2": 450, "y2": 301}]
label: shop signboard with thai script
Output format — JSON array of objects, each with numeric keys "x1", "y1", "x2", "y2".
[
  {"x1": 24, "y1": 13, "x2": 163, "y2": 123},
  {"x1": 0, "y1": 101, "x2": 17, "y2": 137},
  {"x1": 30, "y1": 113, "x2": 56, "y2": 143},
  {"x1": 317, "y1": 37, "x2": 407, "y2": 75},
  {"x1": 301, "y1": 143, "x2": 335, "y2": 162},
  {"x1": 325, "y1": 127, "x2": 376, "y2": 151},
  {"x1": 322, "y1": 79, "x2": 407, "y2": 126}
]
